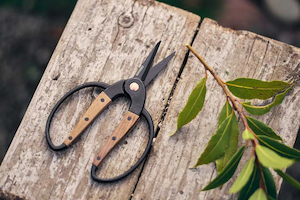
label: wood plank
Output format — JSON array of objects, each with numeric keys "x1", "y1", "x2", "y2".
[
  {"x1": 0, "y1": 0, "x2": 200, "y2": 199},
  {"x1": 132, "y1": 18, "x2": 300, "y2": 199}
]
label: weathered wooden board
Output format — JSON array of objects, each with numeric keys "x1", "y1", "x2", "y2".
[
  {"x1": 132, "y1": 18, "x2": 300, "y2": 199},
  {"x1": 0, "y1": 0, "x2": 199, "y2": 199}
]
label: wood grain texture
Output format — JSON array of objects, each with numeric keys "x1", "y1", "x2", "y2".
[
  {"x1": 0, "y1": 0, "x2": 200, "y2": 199},
  {"x1": 92, "y1": 111, "x2": 139, "y2": 167},
  {"x1": 132, "y1": 18, "x2": 300, "y2": 200},
  {"x1": 64, "y1": 92, "x2": 112, "y2": 146}
]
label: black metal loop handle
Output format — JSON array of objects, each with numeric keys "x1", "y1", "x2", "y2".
[
  {"x1": 45, "y1": 82, "x2": 110, "y2": 150},
  {"x1": 91, "y1": 108, "x2": 154, "y2": 183}
]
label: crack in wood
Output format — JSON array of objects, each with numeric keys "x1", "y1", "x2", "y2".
[
  {"x1": 129, "y1": 19, "x2": 202, "y2": 199},
  {"x1": 156, "y1": 23, "x2": 201, "y2": 134}
]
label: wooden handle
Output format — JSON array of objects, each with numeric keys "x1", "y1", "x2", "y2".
[
  {"x1": 63, "y1": 92, "x2": 112, "y2": 146},
  {"x1": 92, "y1": 111, "x2": 139, "y2": 167}
]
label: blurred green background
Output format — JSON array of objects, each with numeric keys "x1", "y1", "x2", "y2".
[
  {"x1": 0, "y1": 0, "x2": 299, "y2": 199},
  {"x1": 0, "y1": 0, "x2": 76, "y2": 16},
  {"x1": 0, "y1": 0, "x2": 220, "y2": 17}
]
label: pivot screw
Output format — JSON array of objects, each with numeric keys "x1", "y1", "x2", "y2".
[{"x1": 130, "y1": 82, "x2": 139, "y2": 91}]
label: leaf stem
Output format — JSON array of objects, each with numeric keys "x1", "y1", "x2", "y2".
[
  {"x1": 256, "y1": 156, "x2": 268, "y2": 195},
  {"x1": 186, "y1": 44, "x2": 250, "y2": 131}
]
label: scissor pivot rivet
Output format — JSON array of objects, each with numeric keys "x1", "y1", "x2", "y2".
[{"x1": 130, "y1": 82, "x2": 139, "y2": 91}]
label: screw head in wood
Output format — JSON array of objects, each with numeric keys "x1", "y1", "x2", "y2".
[{"x1": 118, "y1": 13, "x2": 134, "y2": 28}]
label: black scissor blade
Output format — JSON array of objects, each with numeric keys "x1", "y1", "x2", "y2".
[
  {"x1": 134, "y1": 41, "x2": 161, "y2": 81},
  {"x1": 144, "y1": 51, "x2": 175, "y2": 86}
]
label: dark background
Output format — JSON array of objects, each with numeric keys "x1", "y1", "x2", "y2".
[{"x1": 0, "y1": 0, "x2": 299, "y2": 199}]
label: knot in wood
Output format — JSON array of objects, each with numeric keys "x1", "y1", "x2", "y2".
[{"x1": 118, "y1": 13, "x2": 134, "y2": 28}]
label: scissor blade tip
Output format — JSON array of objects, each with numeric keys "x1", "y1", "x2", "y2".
[{"x1": 168, "y1": 51, "x2": 176, "y2": 57}]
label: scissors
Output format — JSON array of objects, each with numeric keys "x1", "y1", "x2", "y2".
[{"x1": 45, "y1": 41, "x2": 175, "y2": 182}]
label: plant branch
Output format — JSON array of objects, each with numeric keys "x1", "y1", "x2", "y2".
[
  {"x1": 186, "y1": 44, "x2": 265, "y2": 194},
  {"x1": 186, "y1": 44, "x2": 250, "y2": 131}
]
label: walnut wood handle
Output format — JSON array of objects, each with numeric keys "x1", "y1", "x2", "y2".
[
  {"x1": 63, "y1": 92, "x2": 112, "y2": 146},
  {"x1": 92, "y1": 111, "x2": 139, "y2": 167}
]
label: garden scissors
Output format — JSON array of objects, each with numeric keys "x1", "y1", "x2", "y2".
[{"x1": 45, "y1": 41, "x2": 175, "y2": 182}]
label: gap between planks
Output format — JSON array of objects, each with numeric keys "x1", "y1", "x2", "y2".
[{"x1": 129, "y1": 19, "x2": 202, "y2": 199}]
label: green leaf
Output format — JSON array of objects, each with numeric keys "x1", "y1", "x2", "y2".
[
  {"x1": 229, "y1": 157, "x2": 255, "y2": 193},
  {"x1": 172, "y1": 77, "x2": 206, "y2": 135},
  {"x1": 246, "y1": 116, "x2": 282, "y2": 140},
  {"x1": 255, "y1": 145, "x2": 294, "y2": 169},
  {"x1": 226, "y1": 78, "x2": 290, "y2": 100},
  {"x1": 238, "y1": 161, "x2": 277, "y2": 199},
  {"x1": 242, "y1": 83, "x2": 293, "y2": 115},
  {"x1": 249, "y1": 189, "x2": 267, "y2": 200},
  {"x1": 274, "y1": 169, "x2": 300, "y2": 190},
  {"x1": 201, "y1": 146, "x2": 245, "y2": 191},
  {"x1": 257, "y1": 135, "x2": 300, "y2": 161},
  {"x1": 242, "y1": 129, "x2": 255, "y2": 140},
  {"x1": 194, "y1": 114, "x2": 235, "y2": 166},
  {"x1": 218, "y1": 101, "x2": 232, "y2": 127},
  {"x1": 261, "y1": 166, "x2": 277, "y2": 199},
  {"x1": 238, "y1": 162, "x2": 260, "y2": 200},
  {"x1": 216, "y1": 110, "x2": 239, "y2": 173}
]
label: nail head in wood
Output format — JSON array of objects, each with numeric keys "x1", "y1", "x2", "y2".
[{"x1": 118, "y1": 13, "x2": 134, "y2": 28}]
